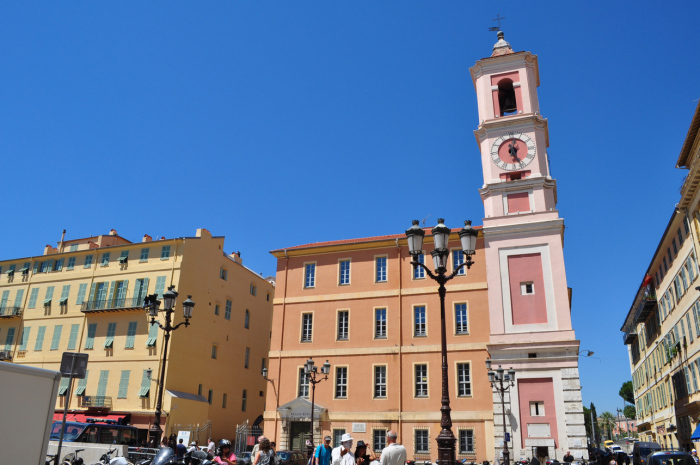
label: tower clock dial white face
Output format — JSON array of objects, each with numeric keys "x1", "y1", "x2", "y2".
[{"x1": 490, "y1": 132, "x2": 536, "y2": 171}]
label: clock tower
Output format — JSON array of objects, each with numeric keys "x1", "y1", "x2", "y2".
[{"x1": 470, "y1": 32, "x2": 588, "y2": 461}]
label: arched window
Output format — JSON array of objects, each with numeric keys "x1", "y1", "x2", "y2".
[
  {"x1": 498, "y1": 79, "x2": 518, "y2": 115},
  {"x1": 245, "y1": 309, "x2": 250, "y2": 329}
]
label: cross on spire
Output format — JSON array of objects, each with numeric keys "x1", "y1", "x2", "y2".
[{"x1": 488, "y1": 14, "x2": 505, "y2": 31}]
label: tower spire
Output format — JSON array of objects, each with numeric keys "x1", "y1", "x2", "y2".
[{"x1": 491, "y1": 31, "x2": 514, "y2": 57}]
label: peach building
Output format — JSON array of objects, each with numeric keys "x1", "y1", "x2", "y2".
[{"x1": 263, "y1": 31, "x2": 586, "y2": 463}]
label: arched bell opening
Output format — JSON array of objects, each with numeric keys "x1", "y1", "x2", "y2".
[{"x1": 498, "y1": 79, "x2": 518, "y2": 115}]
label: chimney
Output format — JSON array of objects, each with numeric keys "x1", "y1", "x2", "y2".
[
  {"x1": 59, "y1": 229, "x2": 66, "y2": 253},
  {"x1": 109, "y1": 229, "x2": 118, "y2": 236},
  {"x1": 143, "y1": 235, "x2": 152, "y2": 243}
]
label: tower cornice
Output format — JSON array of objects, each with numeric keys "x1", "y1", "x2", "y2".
[
  {"x1": 479, "y1": 175, "x2": 557, "y2": 203},
  {"x1": 470, "y1": 51, "x2": 539, "y2": 90},
  {"x1": 474, "y1": 114, "x2": 549, "y2": 149}
]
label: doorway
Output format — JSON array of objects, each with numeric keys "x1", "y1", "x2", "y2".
[
  {"x1": 290, "y1": 421, "x2": 310, "y2": 452},
  {"x1": 536, "y1": 447, "x2": 549, "y2": 462}
]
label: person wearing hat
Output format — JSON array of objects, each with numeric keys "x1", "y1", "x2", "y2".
[
  {"x1": 354, "y1": 440, "x2": 377, "y2": 465},
  {"x1": 332, "y1": 433, "x2": 355, "y2": 465},
  {"x1": 315, "y1": 436, "x2": 333, "y2": 465},
  {"x1": 692, "y1": 449, "x2": 698, "y2": 465}
]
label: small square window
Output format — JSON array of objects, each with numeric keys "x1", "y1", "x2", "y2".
[
  {"x1": 250, "y1": 284, "x2": 257, "y2": 296},
  {"x1": 220, "y1": 268, "x2": 228, "y2": 281},
  {"x1": 530, "y1": 401, "x2": 545, "y2": 416},
  {"x1": 101, "y1": 253, "x2": 110, "y2": 266},
  {"x1": 84, "y1": 255, "x2": 93, "y2": 268},
  {"x1": 161, "y1": 246, "x2": 171, "y2": 260},
  {"x1": 140, "y1": 248, "x2": 149, "y2": 261},
  {"x1": 521, "y1": 282, "x2": 534, "y2": 295},
  {"x1": 215, "y1": 304, "x2": 220, "y2": 316},
  {"x1": 211, "y1": 345, "x2": 218, "y2": 359}
]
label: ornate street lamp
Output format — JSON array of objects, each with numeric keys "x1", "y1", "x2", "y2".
[
  {"x1": 145, "y1": 286, "x2": 195, "y2": 447},
  {"x1": 304, "y1": 358, "x2": 331, "y2": 461},
  {"x1": 486, "y1": 360, "x2": 516, "y2": 465},
  {"x1": 405, "y1": 219, "x2": 478, "y2": 465}
]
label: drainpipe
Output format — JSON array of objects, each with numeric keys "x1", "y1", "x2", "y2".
[
  {"x1": 396, "y1": 238, "x2": 403, "y2": 439},
  {"x1": 274, "y1": 249, "x2": 290, "y2": 446}
]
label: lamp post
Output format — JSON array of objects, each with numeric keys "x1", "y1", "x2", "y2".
[
  {"x1": 145, "y1": 286, "x2": 195, "y2": 447},
  {"x1": 262, "y1": 367, "x2": 281, "y2": 442},
  {"x1": 486, "y1": 360, "x2": 516, "y2": 465},
  {"x1": 405, "y1": 219, "x2": 478, "y2": 465},
  {"x1": 304, "y1": 358, "x2": 331, "y2": 461}
]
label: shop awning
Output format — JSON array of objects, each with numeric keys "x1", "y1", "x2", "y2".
[
  {"x1": 691, "y1": 424, "x2": 700, "y2": 441},
  {"x1": 52, "y1": 413, "x2": 127, "y2": 424}
]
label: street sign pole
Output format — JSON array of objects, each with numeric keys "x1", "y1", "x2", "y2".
[{"x1": 55, "y1": 352, "x2": 89, "y2": 465}]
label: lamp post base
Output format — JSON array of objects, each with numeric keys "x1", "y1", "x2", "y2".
[
  {"x1": 436, "y1": 429, "x2": 456, "y2": 465},
  {"x1": 148, "y1": 423, "x2": 163, "y2": 448}
]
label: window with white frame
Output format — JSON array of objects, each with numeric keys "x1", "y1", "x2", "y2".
[
  {"x1": 250, "y1": 284, "x2": 257, "y2": 296},
  {"x1": 375, "y1": 308, "x2": 387, "y2": 338},
  {"x1": 459, "y1": 430, "x2": 474, "y2": 454},
  {"x1": 530, "y1": 401, "x2": 545, "y2": 416},
  {"x1": 220, "y1": 267, "x2": 228, "y2": 280},
  {"x1": 373, "y1": 429, "x2": 386, "y2": 451},
  {"x1": 304, "y1": 263, "x2": 316, "y2": 288},
  {"x1": 455, "y1": 303, "x2": 468, "y2": 334},
  {"x1": 414, "y1": 306, "x2": 426, "y2": 336},
  {"x1": 298, "y1": 368, "x2": 309, "y2": 398},
  {"x1": 415, "y1": 364, "x2": 428, "y2": 397},
  {"x1": 335, "y1": 367, "x2": 348, "y2": 398},
  {"x1": 413, "y1": 254, "x2": 425, "y2": 279},
  {"x1": 453, "y1": 250, "x2": 466, "y2": 276},
  {"x1": 374, "y1": 365, "x2": 387, "y2": 398},
  {"x1": 457, "y1": 363, "x2": 471, "y2": 396},
  {"x1": 339, "y1": 260, "x2": 350, "y2": 285},
  {"x1": 337, "y1": 311, "x2": 349, "y2": 340},
  {"x1": 415, "y1": 429, "x2": 430, "y2": 454},
  {"x1": 376, "y1": 257, "x2": 387, "y2": 282},
  {"x1": 333, "y1": 430, "x2": 346, "y2": 448},
  {"x1": 521, "y1": 282, "x2": 534, "y2": 295},
  {"x1": 301, "y1": 313, "x2": 313, "y2": 342}
]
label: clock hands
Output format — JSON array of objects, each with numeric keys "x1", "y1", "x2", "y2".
[{"x1": 508, "y1": 139, "x2": 520, "y2": 162}]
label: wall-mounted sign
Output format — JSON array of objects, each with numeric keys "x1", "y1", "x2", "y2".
[{"x1": 352, "y1": 423, "x2": 366, "y2": 433}]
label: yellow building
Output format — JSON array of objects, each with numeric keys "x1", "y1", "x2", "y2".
[{"x1": 0, "y1": 228, "x2": 274, "y2": 443}]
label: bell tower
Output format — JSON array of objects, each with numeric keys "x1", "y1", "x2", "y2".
[{"x1": 470, "y1": 32, "x2": 587, "y2": 462}]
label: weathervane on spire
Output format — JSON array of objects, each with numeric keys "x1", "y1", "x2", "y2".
[{"x1": 488, "y1": 14, "x2": 505, "y2": 32}]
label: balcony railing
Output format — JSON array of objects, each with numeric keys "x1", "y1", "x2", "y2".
[
  {"x1": 623, "y1": 330, "x2": 638, "y2": 345},
  {"x1": 0, "y1": 306, "x2": 22, "y2": 318},
  {"x1": 81, "y1": 297, "x2": 145, "y2": 313},
  {"x1": 82, "y1": 395, "x2": 112, "y2": 409},
  {"x1": 633, "y1": 282, "x2": 657, "y2": 325}
]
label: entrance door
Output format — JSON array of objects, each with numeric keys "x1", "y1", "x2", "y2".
[
  {"x1": 290, "y1": 421, "x2": 310, "y2": 452},
  {"x1": 536, "y1": 447, "x2": 549, "y2": 462}
]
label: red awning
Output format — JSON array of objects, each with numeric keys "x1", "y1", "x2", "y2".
[{"x1": 52, "y1": 413, "x2": 127, "y2": 424}]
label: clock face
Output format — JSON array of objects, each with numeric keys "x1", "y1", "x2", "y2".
[{"x1": 490, "y1": 132, "x2": 536, "y2": 171}]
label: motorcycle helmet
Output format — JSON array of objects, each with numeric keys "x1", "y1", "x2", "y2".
[{"x1": 219, "y1": 439, "x2": 232, "y2": 449}]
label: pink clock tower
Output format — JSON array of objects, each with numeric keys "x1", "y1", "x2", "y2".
[{"x1": 470, "y1": 32, "x2": 588, "y2": 461}]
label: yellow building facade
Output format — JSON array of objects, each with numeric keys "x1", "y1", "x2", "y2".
[{"x1": 0, "y1": 228, "x2": 274, "y2": 443}]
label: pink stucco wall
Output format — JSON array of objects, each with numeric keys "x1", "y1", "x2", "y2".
[
  {"x1": 517, "y1": 378, "x2": 559, "y2": 447},
  {"x1": 507, "y1": 192, "x2": 530, "y2": 213},
  {"x1": 508, "y1": 253, "x2": 547, "y2": 324}
]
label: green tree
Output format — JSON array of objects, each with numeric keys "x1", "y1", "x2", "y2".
[
  {"x1": 591, "y1": 403, "x2": 601, "y2": 446},
  {"x1": 600, "y1": 411, "x2": 616, "y2": 440},
  {"x1": 624, "y1": 405, "x2": 636, "y2": 419},
  {"x1": 620, "y1": 381, "x2": 635, "y2": 404}
]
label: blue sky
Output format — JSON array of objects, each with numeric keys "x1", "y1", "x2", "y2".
[{"x1": 2, "y1": 1, "x2": 700, "y2": 415}]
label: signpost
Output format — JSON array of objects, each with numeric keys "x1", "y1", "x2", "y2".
[{"x1": 55, "y1": 352, "x2": 89, "y2": 465}]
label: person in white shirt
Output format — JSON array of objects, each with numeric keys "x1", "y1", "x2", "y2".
[
  {"x1": 188, "y1": 441, "x2": 199, "y2": 454},
  {"x1": 207, "y1": 438, "x2": 217, "y2": 457},
  {"x1": 332, "y1": 433, "x2": 356, "y2": 465},
  {"x1": 379, "y1": 431, "x2": 406, "y2": 465}
]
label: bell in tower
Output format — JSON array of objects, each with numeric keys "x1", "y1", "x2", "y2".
[{"x1": 498, "y1": 80, "x2": 517, "y2": 115}]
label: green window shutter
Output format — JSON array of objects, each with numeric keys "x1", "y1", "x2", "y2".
[
  {"x1": 50, "y1": 325, "x2": 63, "y2": 350},
  {"x1": 46, "y1": 259, "x2": 54, "y2": 273},
  {"x1": 146, "y1": 322, "x2": 158, "y2": 347},
  {"x1": 85, "y1": 323, "x2": 97, "y2": 350},
  {"x1": 43, "y1": 286, "x2": 55, "y2": 306},
  {"x1": 60, "y1": 285, "x2": 71, "y2": 305},
  {"x1": 34, "y1": 326, "x2": 46, "y2": 351},
  {"x1": 67, "y1": 324, "x2": 80, "y2": 350},
  {"x1": 138, "y1": 369, "x2": 151, "y2": 397},
  {"x1": 14, "y1": 289, "x2": 24, "y2": 309},
  {"x1": 67, "y1": 257, "x2": 75, "y2": 270},
  {"x1": 126, "y1": 322, "x2": 137, "y2": 348},
  {"x1": 117, "y1": 370, "x2": 130, "y2": 398},
  {"x1": 161, "y1": 245, "x2": 170, "y2": 259},
  {"x1": 0, "y1": 290, "x2": 9, "y2": 311},
  {"x1": 97, "y1": 370, "x2": 109, "y2": 397},
  {"x1": 154, "y1": 276, "x2": 166, "y2": 298},
  {"x1": 5, "y1": 327, "x2": 15, "y2": 350},
  {"x1": 28, "y1": 288, "x2": 39, "y2": 308},
  {"x1": 33, "y1": 261, "x2": 39, "y2": 274},
  {"x1": 76, "y1": 283, "x2": 88, "y2": 305},
  {"x1": 87, "y1": 283, "x2": 97, "y2": 304},
  {"x1": 58, "y1": 377, "x2": 70, "y2": 397},
  {"x1": 133, "y1": 279, "x2": 142, "y2": 304},
  {"x1": 55, "y1": 258, "x2": 64, "y2": 271},
  {"x1": 105, "y1": 322, "x2": 116, "y2": 348},
  {"x1": 19, "y1": 327, "x2": 31, "y2": 351},
  {"x1": 117, "y1": 280, "x2": 129, "y2": 304},
  {"x1": 75, "y1": 370, "x2": 88, "y2": 396},
  {"x1": 106, "y1": 281, "x2": 117, "y2": 306}
]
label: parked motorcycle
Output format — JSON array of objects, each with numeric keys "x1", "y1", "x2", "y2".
[{"x1": 95, "y1": 447, "x2": 133, "y2": 465}]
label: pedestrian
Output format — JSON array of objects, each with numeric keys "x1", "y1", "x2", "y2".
[
  {"x1": 271, "y1": 442, "x2": 276, "y2": 452},
  {"x1": 214, "y1": 439, "x2": 237, "y2": 465},
  {"x1": 188, "y1": 441, "x2": 199, "y2": 454},
  {"x1": 208, "y1": 437, "x2": 217, "y2": 457},
  {"x1": 379, "y1": 431, "x2": 406, "y2": 465},
  {"x1": 254, "y1": 438, "x2": 276, "y2": 465},
  {"x1": 563, "y1": 452, "x2": 574, "y2": 463},
  {"x1": 354, "y1": 440, "x2": 377, "y2": 465},
  {"x1": 315, "y1": 436, "x2": 333, "y2": 465},
  {"x1": 609, "y1": 458, "x2": 617, "y2": 465},
  {"x1": 161, "y1": 436, "x2": 169, "y2": 448},
  {"x1": 332, "y1": 433, "x2": 355, "y2": 465},
  {"x1": 169, "y1": 433, "x2": 177, "y2": 450},
  {"x1": 176, "y1": 439, "x2": 188, "y2": 459},
  {"x1": 252, "y1": 435, "x2": 267, "y2": 461},
  {"x1": 692, "y1": 450, "x2": 699, "y2": 465}
]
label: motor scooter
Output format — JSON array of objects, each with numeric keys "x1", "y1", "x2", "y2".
[{"x1": 95, "y1": 447, "x2": 133, "y2": 465}]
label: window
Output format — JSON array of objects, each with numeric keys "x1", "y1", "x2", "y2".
[
  {"x1": 339, "y1": 260, "x2": 350, "y2": 285},
  {"x1": 245, "y1": 310, "x2": 250, "y2": 329},
  {"x1": 53, "y1": 259, "x2": 64, "y2": 271},
  {"x1": 457, "y1": 363, "x2": 471, "y2": 396},
  {"x1": 304, "y1": 263, "x2": 316, "y2": 288},
  {"x1": 413, "y1": 254, "x2": 425, "y2": 279},
  {"x1": 459, "y1": 430, "x2": 474, "y2": 454},
  {"x1": 333, "y1": 430, "x2": 346, "y2": 448},
  {"x1": 66, "y1": 257, "x2": 75, "y2": 270},
  {"x1": 198, "y1": 384, "x2": 203, "y2": 396},
  {"x1": 521, "y1": 282, "x2": 534, "y2": 295},
  {"x1": 85, "y1": 324, "x2": 97, "y2": 349},
  {"x1": 374, "y1": 366, "x2": 387, "y2": 398},
  {"x1": 220, "y1": 267, "x2": 228, "y2": 280},
  {"x1": 34, "y1": 326, "x2": 46, "y2": 351},
  {"x1": 415, "y1": 430, "x2": 430, "y2": 454},
  {"x1": 101, "y1": 253, "x2": 110, "y2": 266},
  {"x1": 59, "y1": 285, "x2": 70, "y2": 309},
  {"x1": 140, "y1": 248, "x2": 149, "y2": 261},
  {"x1": 118, "y1": 250, "x2": 128, "y2": 264},
  {"x1": 375, "y1": 308, "x2": 387, "y2": 338},
  {"x1": 97, "y1": 370, "x2": 109, "y2": 398},
  {"x1": 84, "y1": 255, "x2": 93, "y2": 268},
  {"x1": 373, "y1": 430, "x2": 386, "y2": 452},
  {"x1": 4, "y1": 327, "x2": 15, "y2": 351},
  {"x1": 117, "y1": 370, "x2": 130, "y2": 398},
  {"x1": 376, "y1": 257, "x2": 387, "y2": 282},
  {"x1": 147, "y1": 322, "x2": 158, "y2": 347},
  {"x1": 455, "y1": 303, "x2": 468, "y2": 334},
  {"x1": 301, "y1": 313, "x2": 313, "y2": 342},
  {"x1": 335, "y1": 367, "x2": 348, "y2": 398},
  {"x1": 215, "y1": 304, "x2": 220, "y2": 316},
  {"x1": 126, "y1": 322, "x2": 137, "y2": 348},
  {"x1": 212, "y1": 345, "x2": 218, "y2": 359},
  {"x1": 13, "y1": 289, "x2": 23, "y2": 311},
  {"x1": 222, "y1": 393, "x2": 227, "y2": 408},
  {"x1": 242, "y1": 389, "x2": 247, "y2": 411},
  {"x1": 298, "y1": 368, "x2": 309, "y2": 398},
  {"x1": 245, "y1": 347, "x2": 250, "y2": 368},
  {"x1": 105, "y1": 322, "x2": 116, "y2": 348},
  {"x1": 28, "y1": 288, "x2": 39, "y2": 309},
  {"x1": 250, "y1": 284, "x2": 257, "y2": 296},
  {"x1": 453, "y1": 250, "x2": 466, "y2": 276},
  {"x1": 414, "y1": 306, "x2": 426, "y2": 336},
  {"x1": 154, "y1": 276, "x2": 166, "y2": 298},
  {"x1": 415, "y1": 364, "x2": 428, "y2": 397},
  {"x1": 337, "y1": 311, "x2": 349, "y2": 340},
  {"x1": 18, "y1": 327, "x2": 30, "y2": 351},
  {"x1": 70, "y1": 244, "x2": 79, "y2": 252},
  {"x1": 208, "y1": 389, "x2": 213, "y2": 405},
  {"x1": 67, "y1": 324, "x2": 79, "y2": 350},
  {"x1": 161, "y1": 245, "x2": 171, "y2": 259},
  {"x1": 50, "y1": 325, "x2": 62, "y2": 350},
  {"x1": 225, "y1": 300, "x2": 232, "y2": 320},
  {"x1": 530, "y1": 401, "x2": 545, "y2": 416},
  {"x1": 76, "y1": 283, "x2": 87, "y2": 305},
  {"x1": 138, "y1": 370, "x2": 150, "y2": 398},
  {"x1": 266, "y1": 293, "x2": 270, "y2": 302},
  {"x1": 673, "y1": 239, "x2": 679, "y2": 256}
]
